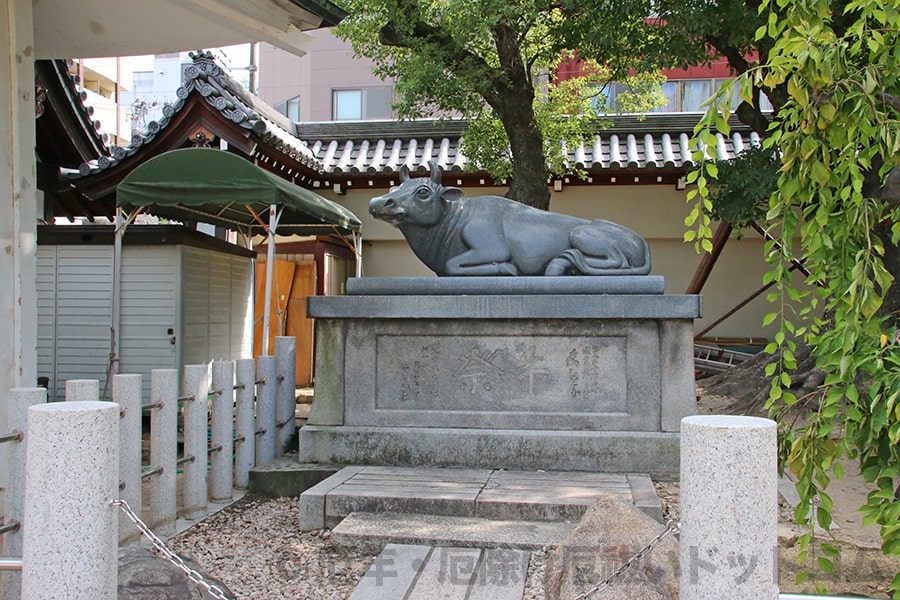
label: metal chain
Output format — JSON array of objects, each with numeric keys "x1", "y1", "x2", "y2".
[
  {"x1": 112, "y1": 499, "x2": 232, "y2": 600},
  {"x1": 573, "y1": 519, "x2": 680, "y2": 600}
]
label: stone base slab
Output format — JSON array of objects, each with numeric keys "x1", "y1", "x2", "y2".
[
  {"x1": 306, "y1": 291, "x2": 699, "y2": 475},
  {"x1": 298, "y1": 426, "x2": 680, "y2": 478},
  {"x1": 347, "y1": 275, "x2": 666, "y2": 296},
  {"x1": 298, "y1": 465, "x2": 663, "y2": 532}
]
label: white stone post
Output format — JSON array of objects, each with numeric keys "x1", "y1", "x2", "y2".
[
  {"x1": 233, "y1": 358, "x2": 256, "y2": 489},
  {"x1": 255, "y1": 356, "x2": 277, "y2": 465},
  {"x1": 275, "y1": 336, "x2": 297, "y2": 456},
  {"x1": 65, "y1": 379, "x2": 99, "y2": 402},
  {"x1": 22, "y1": 401, "x2": 118, "y2": 600},
  {"x1": 680, "y1": 415, "x2": 779, "y2": 600},
  {"x1": 113, "y1": 374, "x2": 142, "y2": 546},
  {"x1": 149, "y1": 369, "x2": 178, "y2": 536},
  {"x1": 1, "y1": 387, "x2": 46, "y2": 600},
  {"x1": 209, "y1": 360, "x2": 234, "y2": 503},
  {"x1": 182, "y1": 364, "x2": 210, "y2": 520}
]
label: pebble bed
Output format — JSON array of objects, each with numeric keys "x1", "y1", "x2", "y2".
[
  {"x1": 169, "y1": 494, "x2": 551, "y2": 599},
  {"x1": 168, "y1": 485, "x2": 683, "y2": 599}
]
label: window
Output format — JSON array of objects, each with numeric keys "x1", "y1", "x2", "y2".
[
  {"x1": 715, "y1": 79, "x2": 773, "y2": 112},
  {"x1": 333, "y1": 90, "x2": 362, "y2": 120},
  {"x1": 332, "y1": 87, "x2": 393, "y2": 120},
  {"x1": 589, "y1": 82, "x2": 618, "y2": 114},
  {"x1": 682, "y1": 80, "x2": 713, "y2": 112},
  {"x1": 651, "y1": 82, "x2": 679, "y2": 113},
  {"x1": 592, "y1": 78, "x2": 772, "y2": 114},
  {"x1": 285, "y1": 96, "x2": 300, "y2": 121}
]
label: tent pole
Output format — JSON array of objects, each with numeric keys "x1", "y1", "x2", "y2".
[
  {"x1": 261, "y1": 205, "x2": 281, "y2": 357},
  {"x1": 245, "y1": 226, "x2": 256, "y2": 359},
  {"x1": 105, "y1": 208, "x2": 125, "y2": 400},
  {"x1": 354, "y1": 232, "x2": 362, "y2": 278}
]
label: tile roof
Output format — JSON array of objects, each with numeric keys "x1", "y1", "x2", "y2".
[
  {"x1": 35, "y1": 59, "x2": 115, "y2": 169},
  {"x1": 298, "y1": 114, "x2": 761, "y2": 178},
  {"x1": 67, "y1": 51, "x2": 320, "y2": 179}
]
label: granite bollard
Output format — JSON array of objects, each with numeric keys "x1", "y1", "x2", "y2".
[
  {"x1": 275, "y1": 336, "x2": 297, "y2": 455},
  {"x1": 149, "y1": 369, "x2": 178, "y2": 535},
  {"x1": 182, "y1": 363, "x2": 210, "y2": 520},
  {"x1": 113, "y1": 374, "x2": 142, "y2": 546},
  {"x1": 65, "y1": 378, "x2": 99, "y2": 402},
  {"x1": 210, "y1": 360, "x2": 235, "y2": 503},
  {"x1": 234, "y1": 358, "x2": 256, "y2": 488},
  {"x1": 680, "y1": 415, "x2": 778, "y2": 600},
  {"x1": 256, "y1": 355, "x2": 277, "y2": 465},
  {"x1": 1, "y1": 387, "x2": 46, "y2": 600},
  {"x1": 22, "y1": 401, "x2": 119, "y2": 600}
]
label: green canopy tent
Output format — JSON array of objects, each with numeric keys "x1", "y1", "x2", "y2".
[{"x1": 115, "y1": 147, "x2": 362, "y2": 366}]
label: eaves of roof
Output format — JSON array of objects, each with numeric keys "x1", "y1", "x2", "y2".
[
  {"x1": 290, "y1": 0, "x2": 348, "y2": 27},
  {"x1": 35, "y1": 59, "x2": 113, "y2": 169},
  {"x1": 298, "y1": 114, "x2": 762, "y2": 181},
  {"x1": 66, "y1": 51, "x2": 320, "y2": 181}
]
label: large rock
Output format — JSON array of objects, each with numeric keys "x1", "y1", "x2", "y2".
[
  {"x1": 544, "y1": 494, "x2": 679, "y2": 600},
  {"x1": 118, "y1": 547, "x2": 236, "y2": 599}
]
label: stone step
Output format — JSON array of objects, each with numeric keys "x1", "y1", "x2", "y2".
[
  {"x1": 247, "y1": 457, "x2": 343, "y2": 498},
  {"x1": 298, "y1": 465, "x2": 662, "y2": 531},
  {"x1": 348, "y1": 543, "x2": 529, "y2": 600},
  {"x1": 331, "y1": 511, "x2": 576, "y2": 553}
]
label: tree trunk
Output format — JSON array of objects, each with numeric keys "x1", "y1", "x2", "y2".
[
  {"x1": 487, "y1": 22, "x2": 551, "y2": 210},
  {"x1": 698, "y1": 342, "x2": 824, "y2": 417},
  {"x1": 502, "y1": 109, "x2": 551, "y2": 210}
]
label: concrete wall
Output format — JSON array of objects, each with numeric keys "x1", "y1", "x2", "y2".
[
  {"x1": 259, "y1": 29, "x2": 388, "y2": 122},
  {"x1": 329, "y1": 183, "x2": 782, "y2": 340}
]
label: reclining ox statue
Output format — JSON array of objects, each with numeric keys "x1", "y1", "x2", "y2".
[{"x1": 369, "y1": 162, "x2": 652, "y2": 277}]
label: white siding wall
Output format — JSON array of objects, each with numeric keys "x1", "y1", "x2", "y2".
[
  {"x1": 36, "y1": 245, "x2": 114, "y2": 402},
  {"x1": 37, "y1": 239, "x2": 253, "y2": 402},
  {"x1": 36, "y1": 246, "x2": 58, "y2": 399},
  {"x1": 231, "y1": 255, "x2": 253, "y2": 359},
  {"x1": 181, "y1": 246, "x2": 211, "y2": 366},
  {"x1": 181, "y1": 246, "x2": 253, "y2": 366},
  {"x1": 119, "y1": 246, "x2": 179, "y2": 399}
]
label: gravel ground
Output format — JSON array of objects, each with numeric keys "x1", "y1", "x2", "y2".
[
  {"x1": 169, "y1": 494, "x2": 554, "y2": 599},
  {"x1": 165, "y1": 485, "x2": 684, "y2": 600},
  {"x1": 169, "y1": 495, "x2": 373, "y2": 599}
]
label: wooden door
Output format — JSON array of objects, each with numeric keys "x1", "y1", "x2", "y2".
[
  {"x1": 285, "y1": 261, "x2": 316, "y2": 386},
  {"x1": 253, "y1": 259, "x2": 295, "y2": 357}
]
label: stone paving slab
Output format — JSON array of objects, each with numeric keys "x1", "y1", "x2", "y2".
[
  {"x1": 331, "y1": 511, "x2": 576, "y2": 552},
  {"x1": 477, "y1": 470, "x2": 634, "y2": 522},
  {"x1": 349, "y1": 543, "x2": 529, "y2": 600},
  {"x1": 298, "y1": 465, "x2": 663, "y2": 530},
  {"x1": 405, "y1": 546, "x2": 477, "y2": 600},
  {"x1": 348, "y1": 544, "x2": 431, "y2": 600}
]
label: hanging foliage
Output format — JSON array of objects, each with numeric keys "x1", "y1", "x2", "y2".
[{"x1": 688, "y1": 0, "x2": 900, "y2": 595}]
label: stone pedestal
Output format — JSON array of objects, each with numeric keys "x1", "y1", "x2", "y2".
[{"x1": 300, "y1": 277, "x2": 700, "y2": 477}]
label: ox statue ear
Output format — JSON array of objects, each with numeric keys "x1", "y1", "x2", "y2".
[
  {"x1": 399, "y1": 164, "x2": 410, "y2": 182},
  {"x1": 441, "y1": 186, "x2": 464, "y2": 204},
  {"x1": 429, "y1": 161, "x2": 442, "y2": 184}
]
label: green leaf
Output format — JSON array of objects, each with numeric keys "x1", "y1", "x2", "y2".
[{"x1": 833, "y1": 461, "x2": 844, "y2": 480}]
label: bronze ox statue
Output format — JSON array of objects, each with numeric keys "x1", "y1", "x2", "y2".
[{"x1": 369, "y1": 162, "x2": 651, "y2": 276}]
